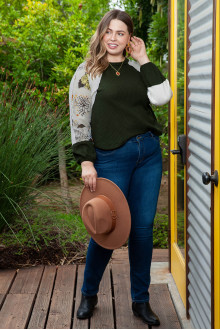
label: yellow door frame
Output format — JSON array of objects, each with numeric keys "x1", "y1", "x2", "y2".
[
  {"x1": 169, "y1": 0, "x2": 187, "y2": 308},
  {"x1": 214, "y1": 0, "x2": 220, "y2": 327}
]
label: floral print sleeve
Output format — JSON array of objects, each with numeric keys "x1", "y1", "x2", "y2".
[{"x1": 69, "y1": 62, "x2": 96, "y2": 164}]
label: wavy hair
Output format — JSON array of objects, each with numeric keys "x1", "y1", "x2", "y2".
[{"x1": 85, "y1": 9, "x2": 133, "y2": 78}]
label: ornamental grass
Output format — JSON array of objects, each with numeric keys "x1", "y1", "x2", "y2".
[{"x1": 0, "y1": 82, "x2": 66, "y2": 234}]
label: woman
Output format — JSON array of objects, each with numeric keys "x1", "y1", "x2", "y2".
[{"x1": 69, "y1": 9, "x2": 172, "y2": 326}]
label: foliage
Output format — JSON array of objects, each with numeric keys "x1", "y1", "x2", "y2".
[
  {"x1": 0, "y1": 207, "x2": 88, "y2": 255},
  {"x1": 67, "y1": 159, "x2": 82, "y2": 178},
  {"x1": 153, "y1": 213, "x2": 168, "y2": 248},
  {"x1": 0, "y1": 81, "x2": 69, "y2": 232},
  {"x1": 146, "y1": 1, "x2": 169, "y2": 161},
  {"x1": 0, "y1": 0, "x2": 109, "y2": 99},
  {"x1": 177, "y1": 0, "x2": 185, "y2": 137},
  {"x1": 147, "y1": 1, "x2": 168, "y2": 67}
]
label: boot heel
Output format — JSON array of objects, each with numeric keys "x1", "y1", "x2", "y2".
[{"x1": 132, "y1": 302, "x2": 160, "y2": 326}]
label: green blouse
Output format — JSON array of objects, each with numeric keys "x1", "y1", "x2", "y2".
[{"x1": 69, "y1": 59, "x2": 172, "y2": 164}]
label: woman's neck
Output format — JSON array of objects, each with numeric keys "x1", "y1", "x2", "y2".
[{"x1": 107, "y1": 54, "x2": 125, "y2": 62}]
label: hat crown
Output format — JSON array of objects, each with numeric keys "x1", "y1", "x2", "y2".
[
  {"x1": 82, "y1": 195, "x2": 117, "y2": 235},
  {"x1": 80, "y1": 178, "x2": 131, "y2": 250}
]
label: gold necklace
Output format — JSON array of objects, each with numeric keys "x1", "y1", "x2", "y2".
[{"x1": 109, "y1": 58, "x2": 126, "y2": 76}]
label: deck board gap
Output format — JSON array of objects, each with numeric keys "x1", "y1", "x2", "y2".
[
  {"x1": 25, "y1": 292, "x2": 41, "y2": 329},
  {"x1": 110, "y1": 267, "x2": 117, "y2": 329},
  {"x1": 43, "y1": 266, "x2": 58, "y2": 329},
  {"x1": 7, "y1": 269, "x2": 18, "y2": 293},
  {"x1": 70, "y1": 265, "x2": 78, "y2": 329}
]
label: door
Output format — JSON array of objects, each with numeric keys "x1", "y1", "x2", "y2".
[
  {"x1": 169, "y1": 0, "x2": 187, "y2": 308},
  {"x1": 169, "y1": 0, "x2": 220, "y2": 328}
]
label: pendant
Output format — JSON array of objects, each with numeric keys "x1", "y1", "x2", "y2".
[{"x1": 116, "y1": 71, "x2": 120, "y2": 76}]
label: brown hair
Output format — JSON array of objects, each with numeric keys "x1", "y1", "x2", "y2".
[{"x1": 85, "y1": 9, "x2": 133, "y2": 78}]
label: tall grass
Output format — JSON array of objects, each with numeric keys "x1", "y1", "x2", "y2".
[{"x1": 0, "y1": 82, "x2": 67, "y2": 232}]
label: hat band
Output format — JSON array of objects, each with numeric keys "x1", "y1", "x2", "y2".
[{"x1": 98, "y1": 195, "x2": 117, "y2": 232}]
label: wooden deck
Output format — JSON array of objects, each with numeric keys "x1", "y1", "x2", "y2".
[{"x1": 0, "y1": 249, "x2": 181, "y2": 329}]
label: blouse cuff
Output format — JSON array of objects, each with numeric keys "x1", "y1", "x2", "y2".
[{"x1": 72, "y1": 141, "x2": 96, "y2": 165}]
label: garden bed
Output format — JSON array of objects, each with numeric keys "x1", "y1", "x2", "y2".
[{"x1": 0, "y1": 177, "x2": 169, "y2": 269}]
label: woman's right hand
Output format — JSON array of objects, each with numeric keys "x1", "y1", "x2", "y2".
[{"x1": 81, "y1": 161, "x2": 97, "y2": 192}]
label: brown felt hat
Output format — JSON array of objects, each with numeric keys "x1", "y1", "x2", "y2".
[{"x1": 80, "y1": 178, "x2": 131, "y2": 250}]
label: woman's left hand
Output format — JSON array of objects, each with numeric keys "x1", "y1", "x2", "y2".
[{"x1": 129, "y1": 36, "x2": 150, "y2": 65}]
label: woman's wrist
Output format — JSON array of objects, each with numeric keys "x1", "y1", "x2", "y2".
[
  {"x1": 81, "y1": 160, "x2": 94, "y2": 167},
  {"x1": 137, "y1": 55, "x2": 150, "y2": 66}
]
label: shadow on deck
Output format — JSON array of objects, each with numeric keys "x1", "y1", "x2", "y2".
[{"x1": 0, "y1": 249, "x2": 181, "y2": 329}]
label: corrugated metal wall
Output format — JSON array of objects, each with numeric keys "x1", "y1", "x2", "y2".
[{"x1": 187, "y1": 0, "x2": 213, "y2": 328}]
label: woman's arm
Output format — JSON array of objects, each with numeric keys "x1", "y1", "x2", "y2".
[
  {"x1": 69, "y1": 63, "x2": 97, "y2": 192},
  {"x1": 69, "y1": 62, "x2": 95, "y2": 162},
  {"x1": 129, "y1": 36, "x2": 173, "y2": 106}
]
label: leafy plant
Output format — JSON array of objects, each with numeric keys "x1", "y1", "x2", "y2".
[
  {"x1": 0, "y1": 0, "x2": 110, "y2": 99},
  {"x1": 153, "y1": 213, "x2": 168, "y2": 248}
]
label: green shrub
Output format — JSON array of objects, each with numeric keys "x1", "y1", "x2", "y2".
[
  {"x1": 0, "y1": 83, "x2": 66, "y2": 232},
  {"x1": 153, "y1": 213, "x2": 168, "y2": 248},
  {"x1": 0, "y1": 0, "x2": 110, "y2": 99}
]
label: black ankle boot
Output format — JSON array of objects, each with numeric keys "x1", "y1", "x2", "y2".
[
  {"x1": 77, "y1": 294, "x2": 98, "y2": 319},
  {"x1": 132, "y1": 302, "x2": 160, "y2": 326}
]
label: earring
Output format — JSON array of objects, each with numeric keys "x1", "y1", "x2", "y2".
[{"x1": 126, "y1": 42, "x2": 131, "y2": 54}]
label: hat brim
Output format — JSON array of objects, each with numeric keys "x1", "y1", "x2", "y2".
[{"x1": 80, "y1": 178, "x2": 131, "y2": 250}]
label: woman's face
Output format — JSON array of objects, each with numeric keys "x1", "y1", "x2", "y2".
[{"x1": 102, "y1": 19, "x2": 130, "y2": 59}]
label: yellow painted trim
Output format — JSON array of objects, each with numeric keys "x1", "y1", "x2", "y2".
[
  {"x1": 214, "y1": 0, "x2": 220, "y2": 328},
  {"x1": 170, "y1": 0, "x2": 177, "y2": 248},
  {"x1": 171, "y1": 242, "x2": 186, "y2": 302},
  {"x1": 169, "y1": 0, "x2": 186, "y2": 308}
]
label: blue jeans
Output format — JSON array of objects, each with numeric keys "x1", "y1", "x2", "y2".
[{"x1": 81, "y1": 131, "x2": 162, "y2": 302}]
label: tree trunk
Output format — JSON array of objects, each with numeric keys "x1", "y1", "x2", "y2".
[{"x1": 58, "y1": 129, "x2": 74, "y2": 213}]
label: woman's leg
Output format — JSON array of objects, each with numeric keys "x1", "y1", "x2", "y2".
[{"x1": 127, "y1": 133, "x2": 162, "y2": 303}]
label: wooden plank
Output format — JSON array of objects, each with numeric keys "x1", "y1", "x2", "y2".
[
  {"x1": 46, "y1": 265, "x2": 76, "y2": 329},
  {"x1": 111, "y1": 248, "x2": 169, "y2": 263},
  {"x1": 28, "y1": 266, "x2": 57, "y2": 329},
  {"x1": 112, "y1": 263, "x2": 148, "y2": 329},
  {"x1": 0, "y1": 269, "x2": 17, "y2": 294},
  {"x1": 72, "y1": 265, "x2": 89, "y2": 329},
  {"x1": 10, "y1": 266, "x2": 44, "y2": 294},
  {"x1": 152, "y1": 249, "x2": 169, "y2": 262},
  {"x1": 90, "y1": 265, "x2": 114, "y2": 329},
  {"x1": 111, "y1": 247, "x2": 129, "y2": 264},
  {"x1": 150, "y1": 284, "x2": 181, "y2": 329},
  {"x1": 0, "y1": 269, "x2": 17, "y2": 308},
  {"x1": 0, "y1": 293, "x2": 35, "y2": 329}
]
